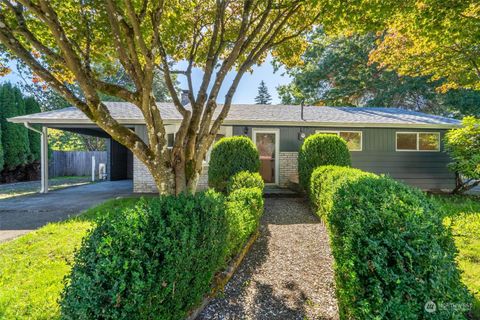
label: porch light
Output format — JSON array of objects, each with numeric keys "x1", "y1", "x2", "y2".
[
  {"x1": 298, "y1": 128, "x2": 306, "y2": 140},
  {"x1": 243, "y1": 126, "x2": 249, "y2": 135}
]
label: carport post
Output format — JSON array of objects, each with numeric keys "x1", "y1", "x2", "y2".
[{"x1": 40, "y1": 126, "x2": 49, "y2": 193}]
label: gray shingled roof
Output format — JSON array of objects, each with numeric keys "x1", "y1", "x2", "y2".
[{"x1": 8, "y1": 102, "x2": 460, "y2": 128}]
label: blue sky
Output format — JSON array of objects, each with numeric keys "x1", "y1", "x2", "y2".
[
  {"x1": 175, "y1": 55, "x2": 291, "y2": 104},
  {"x1": 1, "y1": 56, "x2": 291, "y2": 104}
]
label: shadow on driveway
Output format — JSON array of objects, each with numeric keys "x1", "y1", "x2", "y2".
[{"x1": 0, "y1": 180, "x2": 134, "y2": 242}]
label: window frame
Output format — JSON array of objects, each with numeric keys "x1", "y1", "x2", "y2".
[
  {"x1": 395, "y1": 132, "x2": 441, "y2": 152},
  {"x1": 315, "y1": 130, "x2": 363, "y2": 151},
  {"x1": 204, "y1": 126, "x2": 233, "y2": 164}
]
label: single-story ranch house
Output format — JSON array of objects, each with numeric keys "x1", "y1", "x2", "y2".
[{"x1": 9, "y1": 102, "x2": 460, "y2": 193}]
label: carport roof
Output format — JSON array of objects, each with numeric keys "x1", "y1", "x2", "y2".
[{"x1": 8, "y1": 101, "x2": 461, "y2": 129}]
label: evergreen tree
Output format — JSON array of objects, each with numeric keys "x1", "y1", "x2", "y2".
[
  {"x1": 254, "y1": 80, "x2": 272, "y2": 105},
  {"x1": 24, "y1": 97, "x2": 41, "y2": 162},
  {"x1": 0, "y1": 124, "x2": 4, "y2": 171},
  {"x1": 0, "y1": 83, "x2": 30, "y2": 169}
]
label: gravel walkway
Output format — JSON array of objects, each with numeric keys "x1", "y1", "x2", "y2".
[{"x1": 198, "y1": 197, "x2": 339, "y2": 320}]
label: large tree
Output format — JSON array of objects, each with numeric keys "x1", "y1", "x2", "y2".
[
  {"x1": 321, "y1": 0, "x2": 480, "y2": 92},
  {"x1": 0, "y1": 0, "x2": 321, "y2": 194},
  {"x1": 277, "y1": 30, "x2": 480, "y2": 116}
]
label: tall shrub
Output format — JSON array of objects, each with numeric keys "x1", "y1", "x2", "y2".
[
  {"x1": 61, "y1": 192, "x2": 228, "y2": 320},
  {"x1": 310, "y1": 166, "x2": 471, "y2": 319},
  {"x1": 298, "y1": 133, "x2": 351, "y2": 191},
  {"x1": 208, "y1": 136, "x2": 260, "y2": 192},
  {"x1": 445, "y1": 116, "x2": 480, "y2": 193},
  {"x1": 0, "y1": 83, "x2": 30, "y2": 169},
  {"x1": 24, "y1": 97, "x2": 41, "y2": 162},
  {"x1": 0, "y1": 124, "x2": 3, "y2": 171}
]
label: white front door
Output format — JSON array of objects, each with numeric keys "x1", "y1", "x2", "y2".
[{"x1": 252, "y1": 129, "x2": 280, "y2": 184}]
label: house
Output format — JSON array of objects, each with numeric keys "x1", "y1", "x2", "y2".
[{"x1": 8, "y1": 102, "x2": 460, "y2": 193}]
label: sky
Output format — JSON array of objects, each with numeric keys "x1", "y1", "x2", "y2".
[{"x1": 1, "y1": 55, "x2": 292, "y2": 104}]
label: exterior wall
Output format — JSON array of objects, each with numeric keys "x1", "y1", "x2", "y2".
[
  {"x1": 132, "y1": 124, "x2": 455, "y2": 192},
  {"x1": 132, "y1": 125, "x2": 209, "y2": 193},
  {"x1": 279, "y1": 152, "x2": 298, "y2": 187},
  {"x1": 234, "y1": 125, "x2": 455, "y2": 190}
]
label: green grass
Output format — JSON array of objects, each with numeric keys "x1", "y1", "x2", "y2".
[
  {"x1": 433, "y1": 194, "x2": 480, "y2": 318},
  {"x1": 0, "y1": 197, "x2": 141, "y2": 319}
]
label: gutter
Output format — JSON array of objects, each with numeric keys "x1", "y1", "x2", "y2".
[{"x1": 23, "y1": 122, "x2": 42, "y2": 134}]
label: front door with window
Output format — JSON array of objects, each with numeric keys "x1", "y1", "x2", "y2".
[{"x1": 253, "y1": 129, "x2": 279, "y2": 184}]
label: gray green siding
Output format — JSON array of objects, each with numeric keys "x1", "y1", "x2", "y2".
[{"x1": 234, "y1": 126, "x2": 455, "y2": 190}]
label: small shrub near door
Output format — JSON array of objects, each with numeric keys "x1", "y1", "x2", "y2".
[
  {"x1": 310, "y1": 166, "x2": 472, "y2": 319},
  {"x1": 227, "y1": 170, "x2": 264, "y2": 194},
  {"x1": 208, "y1": 136, "x2": 260, "y2": 192},
  {"x1": 298, "y1": 133, "x2": 351, "y2": 191},
  {"x1": 61, "y1": 192, "x2": 228, "y2": 320}
]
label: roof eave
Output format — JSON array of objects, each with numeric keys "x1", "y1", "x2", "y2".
[{"x1": 8, "y1": 117, "x2": 461, "y2": 129}]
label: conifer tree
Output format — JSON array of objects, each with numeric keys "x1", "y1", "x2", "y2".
[
  {"x1": 0, "y1": 123, "x2": 4, "y2": 171},
  {"x1": 255, "y1": 81, "x2": 272, "y2": 105},
  {"x1": 0, "y1": 83, "x2": 30, "y2": 169},
  {"x1": 24, "y1": 97, "x2": 41, "y2": 162}
]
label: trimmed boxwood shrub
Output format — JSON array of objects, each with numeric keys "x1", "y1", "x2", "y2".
[
  {"x1": 225, "y1": 187, "x2": 264, "y2": 258},
  {"x1": 227, "y1": 171, "x2": 264, "y2": 194},
  {"x1": 208, "y1": 136, "x2": 260, "y2": 192},
  {"x1": 310, "y1": 166, "x2": 471, "y2": 319},
  {"x1": 60, "y1": 191, "x2": 228, "y2": 320},
  {"x1": 298, "y1": 133, "x2": 351, "y2": 191}
]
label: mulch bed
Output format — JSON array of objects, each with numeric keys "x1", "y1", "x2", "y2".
[{"x1": 197, "y1": 197, "x2": 339, "y2": 320}]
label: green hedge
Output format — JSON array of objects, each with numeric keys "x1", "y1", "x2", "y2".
[
  {"x1": 227, "y1": 171, "x2": 264, "y2": 194},
  {"x1": 61, "y1": 171, "x2": 265, "y2": 319},
  {"x1": 225, "y1": 187, "x2": 264, "y2": 258},
  {"x1": 310, "y1": 166, "x2": 471, "y2": 319},
  {"x1": 61, "y1": 192, "x2": 228, "y2": 320},
  {"x1": 208, "y1": 136, "x2": 260, "y2": 192},
  {"x1": 298, "y1": 133, "x2": 351, "y2": 191}
]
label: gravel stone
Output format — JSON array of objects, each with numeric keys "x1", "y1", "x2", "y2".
[{"x1": 198, "y1": 197, "x2": 339, "y2": 320}]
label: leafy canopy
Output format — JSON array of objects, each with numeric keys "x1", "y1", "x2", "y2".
[
  {"x1": 277, "y1": 30, "x2": 480, "y2": 116},
  {"x1": 321, "y1": 0, "x2": 480, "y2": 92}
]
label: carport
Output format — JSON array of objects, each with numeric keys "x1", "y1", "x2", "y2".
[{"x1": 10, "y1": 121, "x2": 132, "y2": 194}]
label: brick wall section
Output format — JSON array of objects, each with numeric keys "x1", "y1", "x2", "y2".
[
  {"x1": 133, "y1": 155, "x2": 209, "y2": 193},
  {"x1": 279, "y1": 152, "x2": 298, "y2": 187}
]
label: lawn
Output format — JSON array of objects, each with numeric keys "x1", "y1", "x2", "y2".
[
  {"x1": 0, "y1": 176, "x2": 93, "y2": 200},
  {"x1": 433, "y1": 194, "x2": 480, "y2": 318},
  {"x1": 0, "y1": 197, "x2": 140, "y2": 320}
]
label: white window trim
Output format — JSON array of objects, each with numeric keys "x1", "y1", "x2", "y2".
[
  {"x1": 395, "y1": 132, "x2": 441, "y2": 152},
  {"x1": 252, "y1": 128, "x2": 280, "y2": 185},
  {"x1": 166, "y1": 124, "x2": 179, "y2": 149},
  {"x1": 315, "y1": 130, "x2": 363, "y2": 151}
]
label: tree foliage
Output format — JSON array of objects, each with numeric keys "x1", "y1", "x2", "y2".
[
  {"x1": 0, "y1": 0, "x2": 322, "y2": 194},
  {"x1": 445, "y1": 116, "x2": 480, "y2": 193},
  {"x1": 321, "y1": 0, "x2": 480, "y2": 92},
  {"x1": 277, "y1": 30, "x2": 480, "y2": 116},
  {"x1": 24, "y1": 96, "x2": 41, "y2": 161},
  {"x1": 254, "y1": 80, "x2": 272, "y2": 104},
  {"x1": 0, "y1": 83, "x2": 30, "y2": 169}
]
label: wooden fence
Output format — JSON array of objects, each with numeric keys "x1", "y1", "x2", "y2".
[{"x1": 49, "y1": 151, "x2": 107, "y2": 177}]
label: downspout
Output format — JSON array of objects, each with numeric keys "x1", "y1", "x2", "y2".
[{"x1": 23, "y1": 122, "x2": 48, "y2": 193}]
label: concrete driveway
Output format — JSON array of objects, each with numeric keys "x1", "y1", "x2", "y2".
[{"x1": 0, "y1": 180, "x2": 134, "y2": 242}]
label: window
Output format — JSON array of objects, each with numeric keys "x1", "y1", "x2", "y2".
[
  {"x1": 315, "y1": 130, "x2": 363, "y2": 151},
  {"x1": 204, "y1": 127, "x2": 232, "y2": 164},
  {"x1": 396, "y1": 132, "x2": 440, "y2": 151},
  {"x1": 167, "y1": 133, "x2": 175, "y2": 148}
]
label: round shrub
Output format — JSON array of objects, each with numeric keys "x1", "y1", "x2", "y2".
[
  {"x1": 227, "y1": 171, "x2": 264, "y2": 194},
  {"x1": 60, "y1": 191, "x2": 228, "y2": 320},
  {"x1": 208, "y1": 136, "x2": 260, "y2": 192},
  {"x1": 298, "y1": 133, "x2": 351, "y2": 191}
]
